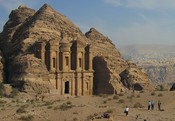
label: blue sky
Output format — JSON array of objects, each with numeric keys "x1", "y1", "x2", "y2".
[{"x1": 1, "y1": 0, "x2": 175, "y2": 46}]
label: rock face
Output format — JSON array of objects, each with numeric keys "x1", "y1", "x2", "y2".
[
  {"x1": 0, "y1": 5, "x2": 35, "y2": 58},
  {"x1": 0, "y1": 51, "x2": 4, "y2": 82},
  {"x1": 0, "y1": 4, "x2": 154, "y2": 94},
  {"x1": 9, "y1": 54, "x2": 52, "y2": 93},
  {"x1": 142, "y1": 64, "x2": 175, "y2": 85},
  {"x1": 120, "y1": 60, "x2": 154, "y2": 91},
  {"x1": 85, "y1": 28, "x2": 153, "y2": 93},
  {"x1": 119, "y1": 45, "x2": 175, "y2": 86},
  {"x1": 85, "y1": 28, "x2": 127, "y2": 94}
]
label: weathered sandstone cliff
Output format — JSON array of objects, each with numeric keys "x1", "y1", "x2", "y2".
[
  {"x1": 0, "y1": 4, "x2": 154, "y2": 94},
  {"x1": 85, "y1": 28, "x2": 154, "y2": 93}
]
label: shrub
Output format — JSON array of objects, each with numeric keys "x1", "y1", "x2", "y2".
[
  {"x1": 66, "y1": 101, "x2": 72, "y2": 105},
  {"x1": 73, "y1": 118, "x2": 78, "y2": 121},
  {"x1": 10, "y1": 88, "x2": 19, "y2": 98},
  {"x1": 151, "y1": 92, "x2": 156, "y2": 96},
  {"x1": 47, "y1": 106, "x2": 53, "y2": 109},
  {"x1": 0, "y1": 83, "x2": 4, "y2": 90},
  {"x1": 98, "y1": 93, "x2": 108, "y2": 98},
  {"x1": 127, "y1": 95, "x2": 135, "y2": 99},
  {"x1": 21, "y1": 104, "x2": 29, "y2": 108},
  {"x1": 133, "y1": 102, "x2": 144, "y2": 108},
  {"x1": 44, "y1": 101, "x2": 53, "y2": 106},
  {"x1": 59, "y1": 103, "x2": 73, "y2": 111},
  {"x1": 103, "y1": 100, "x2": 107, "y2": 104},
  {"x1": 113, "y1": 95, "x2": 119, "y2": 100},
  {"x1": 73, "y1": 111, "x2": 78, "y2": 114},
  {"x1": 16, "y1": 107, "x2": 26, "y2": 113},
  {"x1": 86, "y1": 114, "x2": 94, "y2": 121},
  {"x1": 136, "y1": 95, "x2": 140, "y2": 98},
  {"x1": 159, "y1": 85, "x2": 164, "y2": 91},
  {"x1": 19, "y1": 114, "x2": 34, "y2": 121},
  {"x1": 0, "y1": 100, "x2": 7, "y2": 104},
  {"x1": 0, "y1": 83, "x2": 4, "y2": 97},
  {"x1": 16, "y1": 104, "x2": 29, "y2": 113},
  {"x1": 118, "y1": 93, "x2": 124, "y2": 96},
  {"x1": 156, "y1": 85, "x2": 167, "y2": 91},
  {"x1": 106, "y1": 109, "x2": 115, "y2": 113},
  {"x1": 158, "y1": 93, "x2": 163, "y2": 97},
  {"x1": 118, "y1": 99, "x2": 125, "y2": 103},
  {"x1": 54, "y1": 106, "x2": 59, "y2": 110}
]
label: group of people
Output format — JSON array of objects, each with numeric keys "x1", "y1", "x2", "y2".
[
  {"x1": 148, "y1": 100, "x2": 161, "y2": 111},
  {"x1": 124, "y1": 100, "x2": 162, "y2": 117}
]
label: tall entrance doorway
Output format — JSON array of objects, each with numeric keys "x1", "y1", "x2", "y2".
[{"x1": 64, "y1": 81, "x2": 69, "y2": 94}]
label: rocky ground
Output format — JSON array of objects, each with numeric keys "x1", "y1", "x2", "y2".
[{"x1": 0, "y1": 91, "x2": 174, "y2": 121}]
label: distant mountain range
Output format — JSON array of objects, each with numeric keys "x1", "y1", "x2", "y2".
[{"x1": 119, "y1": 44, "x2": 175, "y2": 85}]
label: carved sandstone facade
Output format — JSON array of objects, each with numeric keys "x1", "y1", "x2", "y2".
[{"x1": 35, "y1": 38, "x2": 93, "y2": 96}]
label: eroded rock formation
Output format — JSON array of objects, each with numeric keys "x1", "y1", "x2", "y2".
[
  {"x1": 85, "y1": 28, "x2": 154, "y2": 93},
  {"x1": 120, "y1": 60, "x2": 154, "y2": 91},
  {"x1": 0, "y1": 4, "x2": 154, "y2": 94},
  {"x1": 9, "y1": 54, "x2": 52, "y2": 93}
]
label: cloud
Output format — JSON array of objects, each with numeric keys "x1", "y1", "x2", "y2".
[
  {"x1": 103, "y1": 0, "x2": 175, "y2": 10},
  {"x1": 103, "y1": 0, "x2": 122, "y2": 7}
]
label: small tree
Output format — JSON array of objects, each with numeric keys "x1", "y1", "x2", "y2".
[
  {"x1": 0, "y1": 83, "x2": 4, "y2": 97},
  {"x1": 10, "y1": 88, "x2": 19, "y2": 98}
]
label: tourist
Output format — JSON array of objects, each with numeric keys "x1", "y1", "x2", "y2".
[
  {"x1": 158, "y1": 100, "x2": 161, "y2": 111},
  {"x1": 124, "y1": 106, "x2": 129, "y2": 116},
  {"x1": 148, "y1": 101, "x2": 151, "y2": 111},
  {"x1": 151, "y1": 100, "x2": 154, "y2": 110}
]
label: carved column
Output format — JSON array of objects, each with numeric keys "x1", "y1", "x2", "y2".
[
  {"x1": 49, "y1": 49, "x2": 54, "y2": 72},
  {"x1": 89, "y1": 46, "x2": 93, "y2": 71},
  {"x1": 82, "y1": 51, "x2": 85, "y2": 70},
  {"x1": 89, "y1": 75, "x2": 93, "y2": 95}
]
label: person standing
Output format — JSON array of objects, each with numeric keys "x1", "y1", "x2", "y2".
[
  {"x1": 124, "y1": 106, "x2": 129, "y2": 116},
  {"x1": 158, "y1": 100, "x2": 161, "y2": 111},
  {"x1": 148, "y1": 101, "x2": 151, "y2": 111},
  {"x1": 151, "y1": 100, "x2": 154, "y2": 110}
]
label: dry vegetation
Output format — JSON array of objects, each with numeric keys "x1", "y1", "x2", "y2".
[{"x1": 0, "y1": 90, "x2": 174, "y2": 121}]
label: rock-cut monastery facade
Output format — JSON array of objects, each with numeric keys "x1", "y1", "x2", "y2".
[{"x1": 34, "y1": 36, "x2": 94, "y2": 96}]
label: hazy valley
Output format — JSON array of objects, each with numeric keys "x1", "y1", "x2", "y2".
[{"x1": 119, "y1": 44, "x2": 175, "y2": 85}]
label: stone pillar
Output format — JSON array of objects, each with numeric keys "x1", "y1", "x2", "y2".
[
  {"x1": 89, "y1": 46, "x2": 93, "y2": 71},
  {"x1": 76, "y1": 52, "x2": 80, "y2": 71},
  {"x1": 55, "y1": 50, "x2": 59, "y2": 89},
  {"x1": 89, "y1": 76, "x2": 93, "y2": 95},
  {"x1": 61, "y1": 79, "x2": 64, "y2": 95},
  {"x1": 82, "y1": 52, "x2": 85, "y2": 70},
  {"x1": 71, "y1": 74, "x2": 75, "y2": 95},
  {"x1": 75, "y1": 73, "x2": 82, "y2": 96},
  {"x1": 82, "y1": 74, "x2": 84, "y2": 96},
  {"x1": 57, "y1": 73, "x2": 62, "y2": 95},
  {"x1": 49, "y1": 50, "x2": 54, "y2": 72}
]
